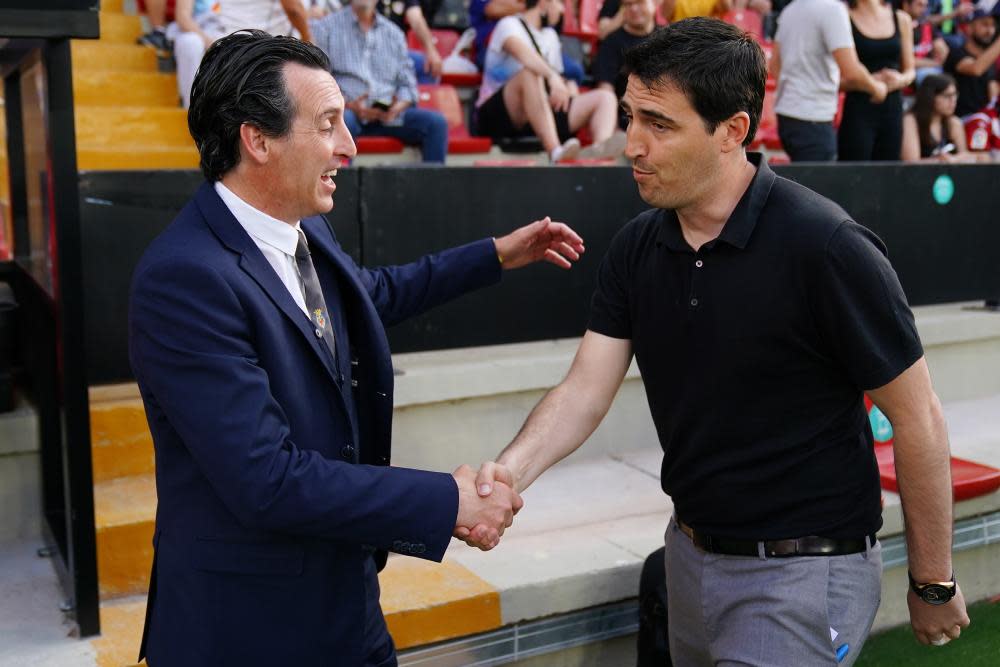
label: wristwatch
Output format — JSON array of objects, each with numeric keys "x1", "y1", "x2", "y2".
[{"x1": 908, "y1": 571, "x2": 957, "y2": 605}]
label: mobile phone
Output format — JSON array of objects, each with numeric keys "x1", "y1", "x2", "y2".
[{"x1": 371, "y1": 100, "x2": 392, "y2": 112}]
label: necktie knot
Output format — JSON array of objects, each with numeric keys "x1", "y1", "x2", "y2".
[{"x1": 295, "y1": 229, "x2": 311, "y2": 261}]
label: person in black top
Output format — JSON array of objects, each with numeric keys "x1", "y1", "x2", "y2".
[
  {"x1": 460, "y1": 17, "x2": 970, "y2": 664},
  {"x1": 944, "y1": 10, "x2": 1000, "y2": 118},
  {"x1": 838, "y1": 0, "x2": 916, "y2": 160},
  {"x1": 594, "y1": 0, "x2": 658, "y2": 98}
]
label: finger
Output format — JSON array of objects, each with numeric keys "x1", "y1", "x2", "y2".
[
  {"x1": 945, "y1": 626, "x2": 961, "y2": 640},
  {"x1": 454, "y1": 526, "x2": 471, "y2": 539},
  {"x1": 547, "y1": 221, "x2": 584, "y2": 246},
  {"x1": 476, "y1": 462, "x2": 499, "y2": 496},
  {"x1": 543, "y1": 248, "x2": 572, "y2": 269},
  {"x1": 512, "y1": 490, "x2": 524, "y2": 514},
  {"x1": 552, "y1": 240, "x2": 580, "y2": 261}
]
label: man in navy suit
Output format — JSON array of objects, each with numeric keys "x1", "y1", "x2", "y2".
[{"x1": 129, "y1": 30, "x2": 585, "y2": 667}]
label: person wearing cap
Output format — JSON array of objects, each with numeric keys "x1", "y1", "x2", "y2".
[{"x1": 944, "y1": 9, "x2": 1000, "y2": 117}]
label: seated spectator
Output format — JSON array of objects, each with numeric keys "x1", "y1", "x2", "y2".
[
  {"x1": 594, "y1": 0, "x2": 658, "y2": 96},
  {"x1": 474, "y1": 0, "x2": 622, "y2": 162},
  {"x1": 219, "y1": 0, "x2": 312, "y2": 40},
  {"x1": 903, "y1": 0, "x2": 950, "y2": 84},
  {"x1": 469, "y1": 0, "x2": 584, "y2": 81},
  {"x1": 598, "y1": 0, "x2": 626, "y2": 41},
  {"x1": 136, "y1": 0, "x2": 173, "y2": 55},
  {"x1": 773, "y1": 0, "x2": 888, "y2": 161},
  {"x1": 311, "y1": 0, "x2": 450, "y2": 163},
  {"x1": 944, "y1": 9, "x2": 1000, "y2": 118},
  {"x1": 172, "y1": 0, "x2": 224, "y2": 109},
  {"x1": 901, "y1": 73, "x2": 975, "y2": 160},
  {"x1": 927, "y1": 0, "x2": 975, "y2": 49},
  {"x1": 376, "y1": 0, "x2": 446, "y2": 82}
]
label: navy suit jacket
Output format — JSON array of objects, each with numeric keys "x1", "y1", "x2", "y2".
[{"x1": 128, "y1": 183, "x2": 501, "y2": 665}]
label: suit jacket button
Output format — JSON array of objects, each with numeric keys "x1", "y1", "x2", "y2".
[
  {"x1": 378, "y1": 456, "x2": 389, "y2": 465},
  {"x1": 341, "y1": 444, "x2": 356, "y2": 460}
]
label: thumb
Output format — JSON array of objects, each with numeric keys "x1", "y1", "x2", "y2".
[{"x1": 476, "y1": 462, "x2": 504, "y2": 496}]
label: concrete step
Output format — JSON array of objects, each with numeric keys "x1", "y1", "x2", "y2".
[
  {"x1": 71, "y1": 41, "x2": 159, "y2": 73},
  {"x1": 75, "y1": 107, "x2": 193, "y2": 150},
  {"x1": 73, "y1": 71, "x2": 178, "y2": 108},
  {"x1": 99, "y1": 12, "x2": 143, "y2": 44},
  {"x1": 77, "y1": 146, "x2": 200, "y2": 171},
  {"x1": 93, "y1": 473, "x2": 156, "y2": 601}
]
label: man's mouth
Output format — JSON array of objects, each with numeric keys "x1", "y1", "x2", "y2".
[{"x1": 320, "y1": 169, "x2": 338, "y2": 185}]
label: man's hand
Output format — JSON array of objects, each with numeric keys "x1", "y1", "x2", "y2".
[
  {"x1": 382, "y1": 100, "x2": 410, "y2": 125},
  {"x1": 425, "y1": 49, "x2": 444, "y2": 78},
  {"x1": 349, "y1": 94, "x2": 382, "y2": 124},
  {"x1": 452, "y1": 464, "x2": 523, "y2": 550},
  {"x1": 494, "y1": 217, "x2": 585, "y2": 270},
  {"x1": 875, "y1": 68, "x2": 907, "y2": 93},
  {"x1": 454, "y1": 461, "x2": 521, "y2": 546},
  {"x1": 908, "y1": 585, "x2": 970, "y2": 646},
  {"x1": 548, "y1": 74, "x2": 572, "y2": 113}
]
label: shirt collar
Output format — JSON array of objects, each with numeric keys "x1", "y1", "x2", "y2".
[
  {"x1": 656, "y1": 152, "x2": 775, "y2": 253},
  {"x1": 214, "y1": 181, "x2": 300, "y2": 257},
  {"x1": 349, "y1": 9, "x2": 387, "y2": 31}
]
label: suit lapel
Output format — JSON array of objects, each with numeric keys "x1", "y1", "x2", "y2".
[{"x1": 194, "y1": 184, "x2": 341, "y2": 386}]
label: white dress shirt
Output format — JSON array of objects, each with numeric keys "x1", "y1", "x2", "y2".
[{"x1": 214, "y1": 181, "x2": 309, "y2": 316}]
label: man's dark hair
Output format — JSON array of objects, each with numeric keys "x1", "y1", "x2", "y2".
[
  {"x1": 623, "y1": 17, "x2": 766, "y2": 147},
  {"x1": 188, "y1": 30, "x2": 331, "y2": 182}
]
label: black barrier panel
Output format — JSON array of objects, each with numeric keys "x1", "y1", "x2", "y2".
[
  {"x1": 361, "y1": 166, "x2": 647, "y2": 353},
  {"x1": 79, "y1": 164, "x2": 998, "y2": 381},
  {"x1": 774, "y1": 164, "x2": 1000, "y2": 307},
  {"x1": 78, "y1": 170, "x2": 362, "y2": 384}
]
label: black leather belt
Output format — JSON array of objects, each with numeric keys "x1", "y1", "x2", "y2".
[{"x1": 677, "y1": 520, "x2": 874, "y2": 558}]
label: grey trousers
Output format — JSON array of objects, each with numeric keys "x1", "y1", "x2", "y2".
[{"x1": 664, "y1": 517, "x2": 882, "y2": 667}]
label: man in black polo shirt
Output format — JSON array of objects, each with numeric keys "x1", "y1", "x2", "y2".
[
  {"x1": 460, "y1": 17, "x2": 970, "y2": 665},
  {"x1": 944, "y1": 10, "x2": 1000, "y2": 118},
  {"x1": 594, "y1": 0, "x2": 658, "y2": 99}
]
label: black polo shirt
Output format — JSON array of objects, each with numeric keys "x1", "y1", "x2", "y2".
[{"x1": 588, "y1": 153, "x2": 923, "y2": 540}]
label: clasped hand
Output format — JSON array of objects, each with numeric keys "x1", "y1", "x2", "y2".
[{"x1": 452, "y1": 463, "x2": 522, "y2": 550}]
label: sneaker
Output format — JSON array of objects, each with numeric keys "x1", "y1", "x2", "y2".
[
  {"x1": 137, "y1": 29, "x2": 171, "y2": 55},
  {"x1": 579, "y1": 130, "x2": 627, "y2": 160},
  {"x1": 550, "y1": 137, "x2": 582, "y2": 164}
]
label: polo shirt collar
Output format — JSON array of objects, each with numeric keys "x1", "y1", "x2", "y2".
[
  {"x1": 214, "y1": 181, "x2": 300, "y2": 258},
  {"x1": 657, "y1": 152, "x2": 775, "y2": 252}
]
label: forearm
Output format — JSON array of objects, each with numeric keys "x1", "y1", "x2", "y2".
[
  {"x1": 497, "y1": 380, "x2": 608, "y2": 492},
  {"x1": 485, "y1": 0, "x2": 524, "y2": 19},
  {"x1": 407, "y1": 7, "x2": 436, "y2": 52},
  {"x1": 893, "y1": 394, "x2": 954, "y2": 581},
  {"x1": 841, "y1": 63, "x2": 881, "y2": 95},
  {"x1": 282, "y1": 0, "x2": 312, "y2": 41}
]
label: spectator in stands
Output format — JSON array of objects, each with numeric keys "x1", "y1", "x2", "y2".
[
  {"x1": 927, "y1": 0, "x2": 975, "y2": 49},
  {"x1": 469, "y1": 0, "x2": 585, "y2": 81},
  {"x1": 903, "y1": 0, "x2": 950, "y2": 83},
  {"x1": 311, "y1": 0, "x2": 450, "y2": 162},
  {"x1": 136, "y1": 0, "x2": 172, "y2": 54},
  {"x1": 172, "y1": 0, "x2": 312, "y2": 109},
  {"x1": 475, "y1": 0, "x2": 623, "y2": 162},
  {"x1": 172, "y1": 0, "x2": 224, "y2": 109},
  {"x1": 594, "y1": 0, "x2": 657, "y2": 117},
  {"x1": 773, "y1": 0, "x2": 888, "y2": 161},
  {"x1": 376, "y1": 0, "x2": 445, "y2": 82},
  {"x1": 837, "y1": 0, "x2": 915, "y2": 161},
  {"x1": 945, "y1": 10, "x2": 1000, "y2": 117},
  {"x1": 901, "y1": 73, "x2": 975, "y2": 159}
]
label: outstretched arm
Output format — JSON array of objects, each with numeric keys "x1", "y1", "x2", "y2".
[{"x1": 456, "y1": 331, "x2": 633, "y2": 547}]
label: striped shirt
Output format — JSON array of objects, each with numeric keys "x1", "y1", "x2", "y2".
[{"x1": 310, "y1": 9, "x2": 418, "y2": 109}]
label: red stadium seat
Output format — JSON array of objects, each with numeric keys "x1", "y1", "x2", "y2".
[
  {"x1": 355, "y1": 137, "x2": 405, "y2": 153},
  {"x1": 441, "y1": 72, "x2": 483, "y2": 87},
  {"x1": 417, "y1": 84, "x2": 493, "y2": 153},
  {"x1": 864, "y1": 395, "x2": 1000, "y2": 501},
  {"x1": 722, "y1": 9, "x2": 763, "y2": 40},
  {"x1": 751, "y1": 90, "x2": 782, "y2": 151},
  {"x1": 563, "y1": 0, "x2": 601, "y2": 53}
]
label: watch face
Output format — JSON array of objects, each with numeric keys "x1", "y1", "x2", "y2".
[{"x1": 920, "y1": 584, "x2": 954, "y2": 605}]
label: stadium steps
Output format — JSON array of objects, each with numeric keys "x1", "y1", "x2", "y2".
[
  {"x1": 83, "y1": 303, "x2": 1000, "y2": 665},
  {"x1": 70, "y1": 6, "x2": 199, "y2": 171}
]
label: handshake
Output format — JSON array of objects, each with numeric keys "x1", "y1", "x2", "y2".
[{"x1": 451, "y1": 462, "x2": 522, "y2": 551}]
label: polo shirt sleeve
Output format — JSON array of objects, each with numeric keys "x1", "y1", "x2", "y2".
[
  {"x1": 587, "y1": 223, "x2": 634, "y2": 340},
  {"x1": 593, "y1": 33, "x2": 620, "y2": 85},
  {"x1": 811, "y1": 221, "x2": 923, "y2": 391}
]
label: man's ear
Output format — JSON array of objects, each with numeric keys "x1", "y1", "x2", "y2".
[
  {"x1": 720, "y1": 111, "x2": 751, "y2": 153},
  {"x1": 239, "y1": 123, "x2": 270, "y2": 165}
]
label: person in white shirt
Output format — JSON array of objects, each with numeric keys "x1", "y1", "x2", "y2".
[{"x1": 474, "y1": 0, "x2": 622, "y2": 162}]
